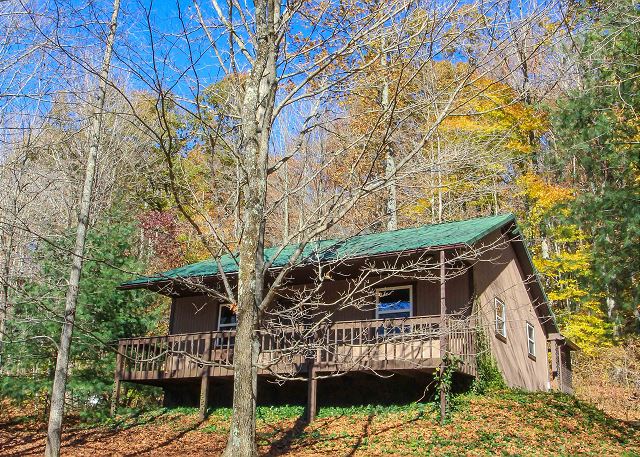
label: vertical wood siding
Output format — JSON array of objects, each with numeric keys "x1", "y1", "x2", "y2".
[
  {"x1": 170, "y1": 271, "x2": 473, "y2": 334},
  {"x1": 473, "y1": 231, "x2": 550, "y2": 391},
  {"x1": 171, "y1": 295, "x2": 219, "y2": 334}
]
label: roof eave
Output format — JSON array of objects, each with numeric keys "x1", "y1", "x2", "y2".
[
  {"x1": 118, "y1": 242, "x2": 473, "y2": 292},
  {"x1": 548, "y1": 332, "x2": 580, "y2": 351}
]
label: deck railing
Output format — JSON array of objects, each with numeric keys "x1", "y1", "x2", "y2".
[{"x1": 116, "y1": 315, "x2": 476, "y2": 382}]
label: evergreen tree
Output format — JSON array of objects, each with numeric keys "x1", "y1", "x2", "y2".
[
  {"x1": 551, "y1": 0, "x2": 640, "y2": 334},
  {"x1": 1, "y1": 212, "x2": 160, "y2": 414}
]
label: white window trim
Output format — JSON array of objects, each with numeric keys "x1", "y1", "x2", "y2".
[
  {"x1": 494, "y1": 297, "x2": 507, "y2": 338},
  {"x1": 218, "y1": 304, "x2": 237, "y2": 330},
  {"x1": 526, "y1": 322, "x2": 536, "y2": 358},
  {"x1": 375, "y1": 285, "x2": 413, "y2": 319}
]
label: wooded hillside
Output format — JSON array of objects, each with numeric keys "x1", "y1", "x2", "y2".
[{"x1": 0, "y1": 0, "x2": 638, "y2": 454}]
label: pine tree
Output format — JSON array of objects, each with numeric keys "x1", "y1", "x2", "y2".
[{"x1": 551, "y1": 0, "x2": 640, "y2": 334}]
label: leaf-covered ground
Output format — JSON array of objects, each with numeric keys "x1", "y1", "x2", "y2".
[{"x1": 2, "y1": 391, "x2": 638, "y2": 456}]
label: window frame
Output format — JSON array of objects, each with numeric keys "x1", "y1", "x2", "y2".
[
  {"x1": 526, "y1": 321, "x2": 536, "y2": 360},
  {"x1": 217, "y1": 304, "x2": 238, "y2": 330},
  {"x1": 375, "y1": 285, "x2": 414, "y2": 320},
  {"x1": 494, "y1": 297, "x2": 507, "y2": 340}
]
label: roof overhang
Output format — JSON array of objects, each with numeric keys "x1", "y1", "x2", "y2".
[{"x1": 548, "y1": 332, "x2": 580, "y2": 351}]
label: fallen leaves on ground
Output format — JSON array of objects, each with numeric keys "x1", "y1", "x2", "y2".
[{"x1": 1, "y1": 391, "x2": 638, "y2": 456}]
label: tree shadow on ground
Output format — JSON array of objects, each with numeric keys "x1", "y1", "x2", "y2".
[
  {"x1": 0, "y1": 408, "x2": 184, "y2": 457},
  {"x1": 261, "y1": 407, "x2": 427, "y2": 456},
  {"x1": 262, "y1": 413, "x2": 309, "y2": 456}
]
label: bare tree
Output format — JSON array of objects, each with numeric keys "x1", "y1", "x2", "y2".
[
  {"x1": 44, "y1": 1, "x2": 121, "y2": 456},
  {"x1": 0, "y1": 0, "x2": 55, "y2": 370},
  {"x1": 104, "y1": 3, "x2": 568, "y2": 457}
]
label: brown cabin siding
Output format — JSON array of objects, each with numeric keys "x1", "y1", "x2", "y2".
[
  {"x1": 473, "y1": 231, "x2": 550, "y2": 391},
  {"x1": 170, "y1": 295, "x2": 220, "y2": 334},
  {"x1": 170, "y1": 270, "x2": 472, "y2": 334},
  {"x1": 312, "y1": 270, "x2": 471, "y2": 321},
  {"x1": 167, "y1": 239, "x2": 551, "y2": 391}
]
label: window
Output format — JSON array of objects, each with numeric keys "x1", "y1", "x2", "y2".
[
  {"x1": 218, "y1": 304, "x2": 237, "y2": 330},
  {"x1": 526, "y1": 322, "x2": 536, "y2": 359},
  {"x1": 494, "y1": 298, "x2": 507, "y2": 339},
  {"x1": 376, "y1": 285, "x2": 413, "y2": 319}
]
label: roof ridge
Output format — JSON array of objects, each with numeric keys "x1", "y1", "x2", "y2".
[
  {"x1": 336, "y1": 212, "x2": 515, "y2": 239},
  {"x1": 120, "y1": 213, "x2": 517, "y2": 288}
]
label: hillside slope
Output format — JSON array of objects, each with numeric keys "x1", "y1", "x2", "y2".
[{"x1": 2, "y1": 391, "x2": 638, "y2": 456}]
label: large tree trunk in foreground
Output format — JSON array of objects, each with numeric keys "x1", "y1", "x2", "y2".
[
  {"x1": 223, "y1": 154, "x2": 265, "y2": 455},
  {"x1": 222, "y1": 1, "x2": 278, "y2": 455},
  {"x1": 44, "y1": 2, "x2": 120, "y2": 456}
]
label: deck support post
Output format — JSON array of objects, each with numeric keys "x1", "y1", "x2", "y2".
[
  {"x1": 307, "y1": 360, "x2": 317, "y2": 422},
  {"x1": 549, "y1": 338, "x2": 558, "y2": 390},
  {"x1": 110, "y1": 378, "x2": 121, "y2": 417},
  {"x1": 439, "y1": 249, "x2": 448, "y2": 425},
  {"x1": 199, "y1": 373, "x2": 210, "y2": 421},
  {"x1": 199, "y1": 335, "x2": 212, "y2": 421},
  {"x1": 110, "y1": 350, "x2": 123, "y2": 417},
  {"x1": 556, "y1": 343, "x2": 565, "y2": 392}
]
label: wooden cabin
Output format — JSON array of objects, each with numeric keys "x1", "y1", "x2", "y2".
[{"x1": 111, "y1": 214, "x2": 577, "y2": 418}]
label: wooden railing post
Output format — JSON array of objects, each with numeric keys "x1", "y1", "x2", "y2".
[
  {"x1": 439, "y1": 249, "x2": 448, "y2": 424},
  {"x1": 199, "y1": 333, "x2": 212, "y2": 420},
  {"x1": 110, "y1": 347, "x2": 123, "y2": 417}
]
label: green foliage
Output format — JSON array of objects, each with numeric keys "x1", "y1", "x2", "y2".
[
  {"x1": 550, "y1": 0, "x2": 640, "y2": 334},
  {"x1": 1, "y1": 211, "x2": 160, "y2": 414},
  {"x1": 472, "y1": 329, "x2": 506, "y2": 394},
  {"x1": 256, "y1": 405, "x2": 305, "y2": 421},
  {"x1": 316, "y1": 402, "x2": 430, "y2": 419},
  {"x1": 433, "y1": 354, "x2": 462, "y2": 423}
]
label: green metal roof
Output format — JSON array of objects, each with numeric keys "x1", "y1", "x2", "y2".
[{"x1": 121, "y1": 213, "x2": 516, "y2": 288}]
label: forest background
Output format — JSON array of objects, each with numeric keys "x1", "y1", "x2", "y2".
[{"x1": 0, "y1": 0, "x2": 638, "y2": 426}]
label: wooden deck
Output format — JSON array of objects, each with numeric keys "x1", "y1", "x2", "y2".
[{"x1": 115, "y1": 315, "x2": 477, "y2": 383}]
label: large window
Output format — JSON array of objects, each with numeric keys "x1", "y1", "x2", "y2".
[
  {"x1": 376, "y1": 285, "x2": 413, "y2": 319},
  {"x1": 526, "y1": 322, "x2": 536, "y2": 358},
  {"x1": 218, "y1": 304, "x2": 237, "y2": 330},
  {"x1": 495, "y1": 298, "x2": 507, "y2": 339}
]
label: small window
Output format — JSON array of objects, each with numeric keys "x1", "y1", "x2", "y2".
[
  {"x1": 376, "y1": 285, "x2": 412, "y2": 319},
  {"x1": 495, "y1": 298, "x2": 507, "y2": 339},
  {"x1": 526, "y1": 322, "x2": 536, "y2": 358},
  {"x1": 218, "y1": 304, "x2": 237, "y2": 330}
]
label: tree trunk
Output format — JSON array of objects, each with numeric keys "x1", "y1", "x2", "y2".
[
  {"x1": 380, "y1": 45, "x2": 397, "y2": 231},
  {"x1": 283, "y1": 159, "x2": 290, "y2": 241},
  {"x1": 0, "y1": 223, "x2": 14, "y2": 369},
  {"x1": 436, "y1": 133, "x2": 443, "y2": 223},
  {"x1": 223, "y1": 154, "x2": 264, "y2": 455},
  {"x1": 385, "y1": 150, "x2": 397, "y2": 231},
  {"x1": 44, "y1": 2, "x2": 120, "y2": 456},
  {"x1": 222, "y1": 1, "x2": 277, "y2": 454}
]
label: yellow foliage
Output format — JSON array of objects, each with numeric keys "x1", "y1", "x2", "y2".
[
  {"x1": 517, "y1": 172, "x2": 574, "y2": 226},
  {"x1": 559, "y1": 304, "x2": 615, "y2": 355},
  {"x1": 438, "y1": 67, "x2": 548, "y2": 156}
]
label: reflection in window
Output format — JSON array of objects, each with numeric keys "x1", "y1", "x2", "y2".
[
  {"x1": 526, "y1": 322, "x2": 536, "y2": 358},
  {"x1": 495, "y1": 298, "x2": 507, "y2": 338},
  {"x1": 376, "y1": 286, "x2": 412, "y2": 319},
  {"x1": 218, "y1": 304, "x2": 237, "y2": 330}
]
